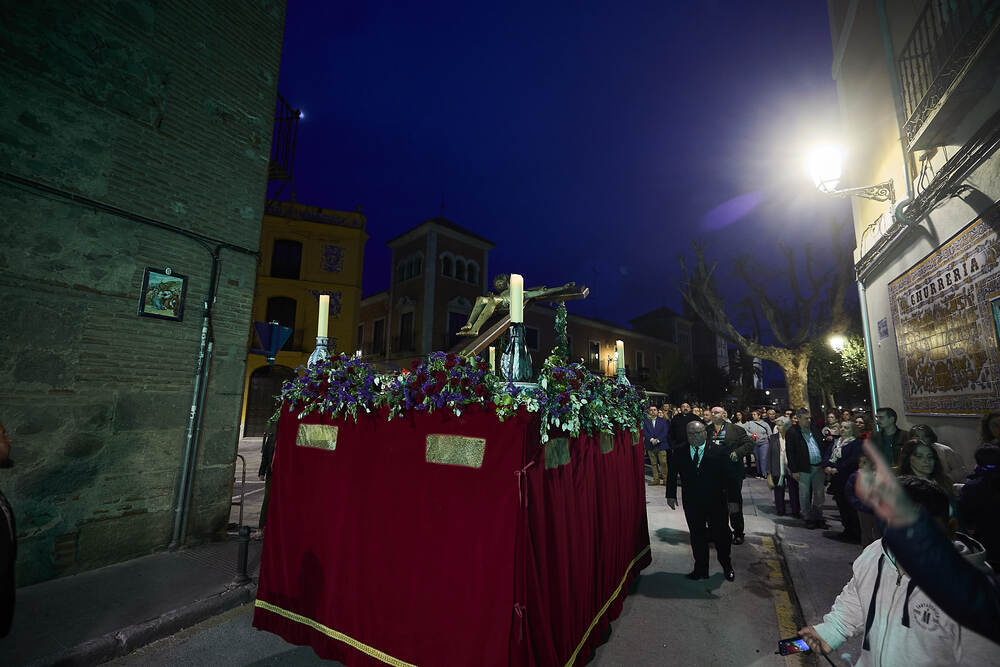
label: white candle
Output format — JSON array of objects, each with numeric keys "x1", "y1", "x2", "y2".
[
  {"x1": 488, "y1": 346, "x2": 496, "y2": 372},
  {"x1": 318, "y1": 294, "x2": 329, "y2": 338},
  {"x1": 509, "y1": 274, "x2": 524, "y2": 323},
  {"x1": 616, "y1": 340, "x2": 624, "y2": 371}
]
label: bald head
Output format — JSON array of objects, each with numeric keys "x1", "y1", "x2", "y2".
[
  {"x1": 687, "y1": 420, "x2": 707, "y2": 446},
  {"x1": 710, "y1": 406, "x2": 726, "y2": 426}
]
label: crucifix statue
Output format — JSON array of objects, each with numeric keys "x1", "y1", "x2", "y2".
[{"x1": 458, "y1": 274, "x2": 589, "y2": 337}]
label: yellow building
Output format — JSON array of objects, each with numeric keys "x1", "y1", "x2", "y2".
[
  {"x1": 825, "y1": 1, "x2": 1000, "y2": 457},
  {"x1": 241, "y1": 201, "x2": 368, "y2": 435}
]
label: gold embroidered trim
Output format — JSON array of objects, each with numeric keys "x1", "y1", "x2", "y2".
[
  {"x1": 425, "y1": 434, "x2": 486, "y2": 468},
  {"x1": 564, "y1": 545, "x2": 651, "y2": 667},
  {"x1": 599, "y1": 432, "x2": 614, "y2": 453},
  {"x1": 545, "y1": 437, "x2": 571, "y2": 469},
  {"x1": 296, "y1": 424, "x2": 338, "y2": 451},
  {"x1": 254, "y1": 598, "x2": 417, "y2": 667},
  {"x1": 631, "y1": 430, "x2": 640, "y2": 445}
]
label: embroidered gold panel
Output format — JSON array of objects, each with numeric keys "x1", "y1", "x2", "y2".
[
  {"x1": 599, "y1": 432, "x2": 614, "y2": 453},
  {"x1": 632, "y1": 430, "x2": 640, "y2": 445},
  {"x1": 425, "y1": 434, "x2": 486, "y2": 468},
  {"x1": 545, "y1": 437, "x2": 570, "y2": 469},
  {"x1": 296, "y1": 424, "x2": 339, "y2": 451}
]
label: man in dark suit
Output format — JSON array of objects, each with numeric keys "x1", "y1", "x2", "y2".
[
  {"x1": 786, "y1": 408, "x2": 832, "y2": 529},
  {"x1": 668, "y1": 402, "x2": 699, "y2": 450},
  {"x1": 666, "y1": 420, "x2": 738, "y2": 581},
  {"x1": 706, "y1": 406, "x2": 754, "y2": 544},
  {"x1": 642, "y1": 406, "x2": 670, "y2": 485}
]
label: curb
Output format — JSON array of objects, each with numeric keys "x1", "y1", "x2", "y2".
[{"x1": 40, "y1": 580, "x2": 258, "y2": 667}]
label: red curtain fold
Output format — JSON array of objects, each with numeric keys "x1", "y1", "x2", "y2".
[{"x1": 253, "y1": 405, "x2": 650, "y2": 666}]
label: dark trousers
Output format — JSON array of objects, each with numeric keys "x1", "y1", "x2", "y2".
[
  {"x1": 774, "y1": 476, "x2": 800, "y2": 516},
  {"x1": 729, "y1": 478, "x2": 744, "y2": 537},
  {"x1": 684, "y1": 501, "x2": 732, "y2": 574},
  {"x1": 833, "y1": 492, "x2": 860, "y2": 536}
]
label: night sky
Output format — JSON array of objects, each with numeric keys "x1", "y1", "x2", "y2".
[{"x1": 273, "y1": 1, "x2": 853, "y2": 329}]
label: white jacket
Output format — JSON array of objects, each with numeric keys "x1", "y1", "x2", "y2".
[{"x1": 814, "y1": 534, "x2": 996, "y2": 666}]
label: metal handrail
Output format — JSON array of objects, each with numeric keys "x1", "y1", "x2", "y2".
[{"x1": 232, "y1": 453, "x2": 247, "y2": 529}]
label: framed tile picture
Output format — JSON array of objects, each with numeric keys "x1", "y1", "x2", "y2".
[{"x1": 138, "y1": 267, "x2": 188, "y2": 322}]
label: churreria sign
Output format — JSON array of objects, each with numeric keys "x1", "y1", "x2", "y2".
[
  {"x1": 888, "y1": 207, "x2": 1000, "y2": 415},
  {"x1": 907, "y1": 257, "x2": 982, "y2": 306}
]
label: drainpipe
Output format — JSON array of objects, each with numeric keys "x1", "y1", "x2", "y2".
[
  {"x1": 857, "y1": 281, "x2": 880, "y2": 414},
  {"x1": 170, "y1": 248, "x2": 221, "y2": 548}
]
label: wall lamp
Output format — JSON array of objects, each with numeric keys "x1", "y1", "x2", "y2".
[{"x1": 806, "y1": 143, "x2": 895, "y2": 203}]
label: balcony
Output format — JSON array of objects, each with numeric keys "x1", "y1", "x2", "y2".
[{"x1": 897, "y1": 0, "x2": 1000, "y2": 150}]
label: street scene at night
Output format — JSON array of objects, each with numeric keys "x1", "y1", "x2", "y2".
[{"x1": 2, "y1": 1, "x2": 1000, "y2": 666}]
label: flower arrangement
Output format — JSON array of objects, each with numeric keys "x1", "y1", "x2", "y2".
[
  {"x1": 537, "y1": 356, "x2": 600, "y2": 441},
  {"x1": 399, "y1": 352, "x2": 495, "y2": 416},
  {"x1": 276, "y1": 350, "x2": 646, "y2": 443}
]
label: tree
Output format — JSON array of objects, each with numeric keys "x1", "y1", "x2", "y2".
[
  {"x1": 679, "y1": 223, "x2": 855, "y2": 409},
  {"x1": 649, "y1": 348, "x2": 694, "y2": 397},
  {"x1": 728, "y1": 347, "x2": 763, "y2": 408},
  {"x1": 809, "y1": 334, "x2": 869, "y2": 410}
]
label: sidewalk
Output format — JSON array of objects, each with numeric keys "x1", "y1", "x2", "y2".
[
  {"x1": 741, "y1": 473, "x2": 866, "y2": 666},
  {"x1": 0, "y1": 536, "x2": 262, "y2": 666}
]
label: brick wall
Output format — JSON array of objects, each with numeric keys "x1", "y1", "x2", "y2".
[{"x1": 0, "y1": 0, "x2": 285, "y2": 584}]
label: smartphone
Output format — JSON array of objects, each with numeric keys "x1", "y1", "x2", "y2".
[{"x1": 777, "y1": 637, "x2": 812, "y2": 655}]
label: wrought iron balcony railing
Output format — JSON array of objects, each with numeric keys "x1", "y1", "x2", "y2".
[{"x1": 897, "y1": 0, "x2": 1000, "y2": 148}]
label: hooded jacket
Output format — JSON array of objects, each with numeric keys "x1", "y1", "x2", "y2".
[{"x1": 814, "y1": 534, "x2": 993, "y2": 666}]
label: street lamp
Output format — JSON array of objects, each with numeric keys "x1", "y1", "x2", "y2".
[
  {"x1": 828, "y1": 335, "x2": 846, "y2": 353},
  {"x1": 806, "y1": 142, "x2": 895, "y2": 203}
]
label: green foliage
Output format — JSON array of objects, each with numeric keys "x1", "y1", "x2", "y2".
[
  {"x1": 552, "y1": 302, "x2": 569, "y2": 364},
  {"x1": 808, "y1": 335, "x2": 869, "y2": 405}
]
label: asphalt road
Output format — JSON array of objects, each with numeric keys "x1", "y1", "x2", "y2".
[{"x1": 112, "y1": 473, "x2": 815, "y2": 667}]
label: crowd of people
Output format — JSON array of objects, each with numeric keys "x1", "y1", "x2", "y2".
[{"x1": 643, "y1": 402, "x2": 1000, "y2": 662}]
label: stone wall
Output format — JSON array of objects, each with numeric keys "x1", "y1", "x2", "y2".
[{"x1": 0, "y1": 0, "x2": 286, "y2": 584}]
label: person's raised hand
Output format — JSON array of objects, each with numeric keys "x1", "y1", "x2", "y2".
[
  {"x1": 797, "y1": 626, "x2": 832, "y2": 655},
  {"x1": 856, "y1": 439, "x2": 919, "y2": 527}
]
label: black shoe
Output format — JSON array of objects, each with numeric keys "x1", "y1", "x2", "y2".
[
  {"x1": 805, "y1": 520, "x2": 818, "y2": 529},
  {"x1": 724, "y1": 568, "x2": 735, "y2": 581},
  {"x1": 776, "y1": 512, "x2": 787, "y2": 517},
  {"x1": 791, "y1": 513, "x2": 803, "y2": 519},
  {"x1": 685, "y1": 570, "x2": 709, "y2": 580},
  {"x1": 732, "y1": 534, "x2": 745, "y2": 545}
]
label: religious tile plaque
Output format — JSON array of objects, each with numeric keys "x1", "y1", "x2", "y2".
[{"x1": 888, "y1": 208, "x2": 1000, "y2": 415}]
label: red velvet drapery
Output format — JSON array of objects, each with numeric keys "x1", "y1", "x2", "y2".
[{"x1": 253, "y1": 404, "x2": 650, "y2": 666}]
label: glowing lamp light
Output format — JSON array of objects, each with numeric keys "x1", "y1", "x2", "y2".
[
  {"x1": 806, "y1": 143, "x2": 845, "y2": 193},
  {"x1": 828, "y1": 335, "x2": 846, "y2": 352}
]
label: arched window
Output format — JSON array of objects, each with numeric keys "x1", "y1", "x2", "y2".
[
  {"x1": 413, "y1": 255, "x2": 422, "y2": 276},
  {"x1": 467, "y1": 262, "x2": 479, "y2": 285},
  {"x1": 455, "y1": 259, "x2": 466, "y2": 282},
  {"x1": 396, "y1": 263, "x2": 406, "y2": 283},
  {"x1": 270, "y1": 239, "x2": 302, "y2": 279},
  {"x1": 265, "y1": 296, "x2": 297, "y2": 350},
  {"x1": 441, "y1": 255, "x2": 453, "y2": 277}
]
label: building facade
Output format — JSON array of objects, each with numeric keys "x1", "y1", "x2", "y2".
[
  {"x1": 358, "y1": 217, "x2": 685, "y2": 386},
  {"x1": 359, "y1": 217, "x2": 493, "y2": 364},
  {"x1": 240, "y1": 201, "x2": 368, "y2": 436},
  {"x1": 0, "y1": 1, "x2": 286, "y2": 584},
  {"x1": 826, "y1": 0, "x2": 1000, "y2": 460}
]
